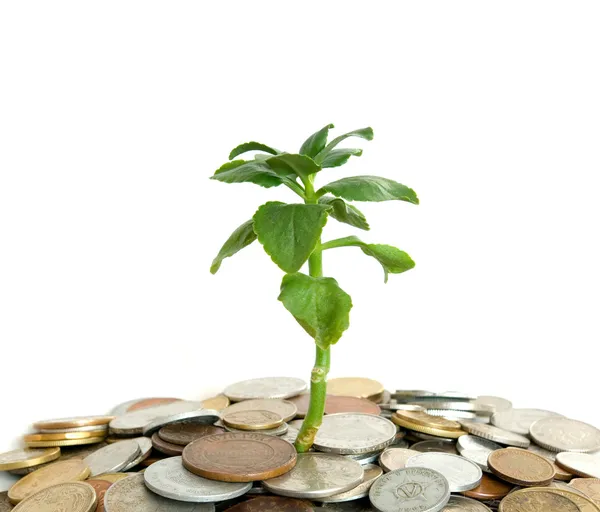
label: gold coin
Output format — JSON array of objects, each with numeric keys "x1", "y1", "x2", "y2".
[
  {"x1": 393, "y1": 411, "x2": 463, "y2": 431},
  {"x1": 327, "y1": 377, "x2": 384, "y2": 400},
  {"x1": 33, "y1": 416, "x2": 115, "y2": 430},
  {"x1": 24, "y1": 431, "x2": 107, "y2": 442},
  {"x1": 0, "y1": 447, "x2": 60, "y2": 471},
  {"x1": 222, "y1": 410, "x2": 284, "y2": 431},
  {"x1": 510, "y1": 487, "x2": 600, "y2": 512},
  {"x1": 12, "y1": 482, "x2": 97, "y2": 512},
  {"x1": 8, "y1": 459, "x2": 91, "y2": 504},
  {"x1": 25, "y1": 437, "x2": 106, "y2": 448},
  {"x1": 93, "y1": 472, "x2": 135, "y2": 483},
  {"x1": 570, "y1": 479, "x2": 600, "y2": 506},
  {"x1": 499, "y1": 489, "x2": 581, "y2": 511},
  {"x1": 202, "y1": 394, "x2": 230, "y2": 410}
]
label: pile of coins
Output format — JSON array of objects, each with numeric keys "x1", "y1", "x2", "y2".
[{"x1": 1, "y1": 376, "x2": 600, "y2": 511}]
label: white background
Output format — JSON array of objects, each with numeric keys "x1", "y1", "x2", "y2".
[{"x1": 1, "y1": 1, "x2": 599, "y2": 491}]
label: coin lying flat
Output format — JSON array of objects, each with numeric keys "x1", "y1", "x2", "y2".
[
  {"x1": 142, "y1": 410, "x2": 220, "y2": 437},
  {"x1": 222, "y1": 410, "x2": 283, "y2": 431},
  {"x1": 410, "y1": 440, "x2": 458, "y2": 454},
  {"x1": 556, "y1": 452, "x2": 600, "y2": 478},
  {"x1": 224, "y1": 377, "x2": 307, "y2": 401},
  {"x1": 498, "y1": 489, "x2": 579, "y2": 512},
  {"x1": 11, "y1": 482, "x2": 97, "y2": 512},
  {"x1": 443, "y1": 496, "x2": 492, "y2": 511},
  {"x1": 327, "y1": 378, "x2": 384, "y2": 400},
  {"x1": 93, "y1": 473, "x2": 132, "y2": 484},
  {"x1": 460, "y1": 421, "x2": 530, "y2": 448},
  {"x1": 491, "y1": 409, "x2": 563, "y2": 436},
  {"x1": 222, "y1": 399, "x2": 298, "y2": 423},
  {"x1": 83, "y1": 439, "x2": 140, "y2": 477},
  {"x1": 23, "y1": 432, "x2": 106, "y2": 443},
  {"x1": 462, "y1": 473, "x2": 513, "y2": 501},
  {"x1": 152, "y1": 432, "x2": 185, "y2": 455},
  {"x1": 144, "y1": 456, "x2": 252, "y2": 502},
  {"x1": 36, "y1": 425, "x2": 109, "y2": 434},
  {"x1": 182, "y1": 432, "x2": 297, "y2": 482},
  {"x1": 33, "y1": 417, "x2": 114, "y2": 430},
  {"x1": 530, "y1": 417, "x2": 600, "y2": 453},
  {"x1": 379, "y1": 448, "x2": 421, "y2": 472},
  {"x1": 316, "y1": 463, "x2": 382, "y2": 503},
  {"x1": 527, "y1": 444, "x2": 573, "y2": 481},
  {"x1": 570, "y1": 478, "x2": 600, "y2": 505},
  {"x1": 223, "y1": 496, "x2": 314, "y2": 511},
  {"x1": 314, "y1": 413, "x2": 397, "y2": 455},
  {"x1": 521, "y1": 487, "x2": 600, "y2": 512},
  {"x1": 369, "y1": 467, "x2": 450, "y2": 512},
  {"x1": 109, "y1": 401, "x2": 203, "y2": 436},
  {"x1": 261, "y1": 452, "x2": 363, "y2": 499},
  {"x1": 406, "y1": 452, "x2": 482, "y2": 492},
  {"x1": 122, "y1": 437, "x2": 152, "y2": 470},
  {"x1": 103, "y1": 473, "x2": 214, "y2": 511},
  {"x1": 289, "y1": 395, "x2": 381, "y2": 417},
  {"x1": 0, "y1": 447, "x2": 60, "y2": 471},
  {"x1": 159, "y1": 423, "x2": 225, "y2": 446},
  {"x1": 488, "y1": 448, "x2": 555, "y2": 486},
  {"x1": 110, "y1": 398, "x2": 182, "y2": 416},
  {"x1": 85, "y1": 480, "x2": 111, "y2": 512},
  {"x1": 457, "y1": 435, "x2": 502, "y2": 453}
]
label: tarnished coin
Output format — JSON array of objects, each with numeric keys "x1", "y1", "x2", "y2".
[
  {"x1": 379, "y1": 448, "x2": 421, "y2": 472},
  {"x1": 261, "y1": 452, "x2": 363, "y2": 499},
  {"x1": 109, "y1": 401, "x2": 203, "y2": 436},
  {"x1": 83, "y1": 440, "x2": 140, "y2": 477},
  {"x1": 33, "y1": 417, "x2": 114, "y2": 430},
  {"x1": 530, "y1": 417, "x2": 600, "y2": 453},
  {"x1": 327, "y1": 378, "x2": 384, "y2": 400},
  {"x1": 144, "y1": 456, "x2": 252, "y2": 502},
  {"x1": 8, "y1": 459, "x2": 91, "y2": 504},
  {"x1": 122, "y1": 437, "x2": 152, "y2": 470},
  {"x1": 527, "y1": 444, "x2": 573, "y2": 481},
  {"x1": 11, "y1": 482, "x2": 97, "y2": 512},
  {"x1": 222, "y1": 410, "x2": 283, "y2": 431},
  {"x1": 103, "y1": 473, "x2": 214, "y2": 511},
  {"x1": 443, "y1": 496, "x2": 492, "y2": 511},
  {"x1": 458, "y1": 435, "x2": 502, "y2": 453},
  {"x1": 0, "y1": 447, "x2": 60, "y2": 471},
  {"x1": 499, "y1": 489, "x2": 580, "y2": 512},
  {"x1": 159, "y1": 423, "x2": 225, "y2": 446},
  {"x1": 463, "y1": 473, "x2": 513, "y2": 500},
  {"x1": 314, "y1": 413, "x2": 397, "y2": 454},
  {"x1": 316, "y1": 464, "x2": 382, "y2": 503},
  {"x1": 182, "y1": 432, "x2": 297, "y2": 482},
  {"x1": 488, "y1": 448, "x2": 555, "y2": 486},
  {"x1": 222, "y1": 399, "x2": 297, "y2": 422},
  {"x1": 474, "y1": 397, "x2": 513, "y2": 414},
  {"x1": 201, "y1": 395, "x2": 230, "y2": 410},
  {"x1": 491, "y1": 409, "x2": 563, "y2": 436},
  {"x1": 152, "y1": 432, "x2": 184, "y2": 455},
  {"x1": 557, "y1": 452, "x2": 600, "y2": 478},
  {"x1": 369, "y1": 467, "x2": 450, "y2": 512},
  {"x1": 570, "y1": 479, "x2": 600, "y2": 505},
  {"x1": 0, "y1": 492, "x2": 12, "y2": 512},
  {"x1": 85, "y1": 480, "x2": 111, "y2": 512},
  {"x1": 519, "y1": 487, "x2": 600, "y2": 512},
  {"x1": 410, "y1": 440, "x2": 458, "y2": 454},
  {"x1": 289, "y1": 395, "x2": 381, "y2": 417},
  {"x1": 223, "y1": 496, "x2": 314, "y2": 511},
  {"x1": 460, "y1": 421, "x2": 530, "y2": 448},
  {"x1": 406, "y1": 453, "x2": 482, "y2": 492},
  {"x1": 224, "y1": 377, "x2": 307, "y2": 401},
  {"x1": 143, "y1": 410, "x2": 220, "y2": 437}
]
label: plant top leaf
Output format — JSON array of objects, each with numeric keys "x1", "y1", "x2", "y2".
[
  {"x1": 212, "y1": 159, "x2": 284, "y2": 188},
  {"x1": 315, "y1": 127, "x2": 373, "y2": 164},
  {"x1": 318, "y1": 175, "x2": 419, "y2": 204},
  {"x1": 229, "y1": 142, "x2": 279, "y2": 160},
  {"x1": 300, "y1": 124, "x2": 334, "y2": 158},
  {"x1": 318, "y1": 196, "x2": 370, "y2": 231},
  {"x1": 266, "y1": 153, "x2": 321, "y2": 180},
  {"x1": 210, "y1": 220, "x2": 256, "y2": 274},
  {"x1": 320, "y1": 148, "x2": 363, "y2": 168}
]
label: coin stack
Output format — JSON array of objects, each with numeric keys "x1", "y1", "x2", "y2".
[{"x1": 1, "y1": 377, "x2": 600, "y2": 511}]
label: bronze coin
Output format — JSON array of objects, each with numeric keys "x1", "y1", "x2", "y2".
[
  {"x1": 463, "y1": 473, "x2": 514, "y2": 500},
  {"x1": 489, "y1": 448, "x2": 555, "y2": 487},
  {"x1": 158, "y1": 423, "x2": 225, "y2": 446},
  {"x1": 86, "y1": 480, "x2": 112, "y2": 512},
  {"x1": 289, "y1": 394, "x2": 381, "y2": 417},
  {"x1": 182, "y1": 432, "x2": 297, "y2": 482},
  {"x1": 223, "y1": 496, "x2": 313, "y2": 511},
  {"x1": 151, "y1": 433, "x2": 183, "y2": 456},
  {"x1": 126, "y1": 398, "x2": 182, "y2": 412}
]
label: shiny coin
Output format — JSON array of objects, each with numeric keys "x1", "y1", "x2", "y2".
[
  {"x1": 379, "y1": 448, "x2": 421, "y2": 472},
  {"x1": 499, "y1": 489, "x2": 581, "y2": 512},
  {"x1": 410, "y1": 440, "x2": 458, "y2": 454},
  {"x1": 23, "y1": 432, "x2": 106, "y2": 442},
  {"x1": 556, "y1": 452, "x2": 600, "y2": 478},
  {"x1": 223, "y1": 496, "x2": 314, "y2": 511},
  {"x1": 224, "y1": 377, "x2": 307, "y2": 401},
  {"x1": 426, "y1": 410, "x2": 478, "y2": 421},
  {"x1": 222, "y1": 410, "x2": 283, "y2": 431},
  {"x1": 103, "y1": 473, "x2": 214, "y2": 511},
  {"x1": 144, "y1": 456, "x2": 252, "y2": 502},
  {"x1": 152, "y1": 432, "x2": 184, "y2": 455},
  {"x1": 392, "y1": 411, "x2": 464, "y2": 439},
  {"x1": 83, "y1": 439, "x2": 140, "y2": 477},
  {"x1": 85, "y1": 480, "x2": 111, "y2": 512},
  {"x1": 460, "y1": 450, "x2": 492, "y2": 473},
  {"x1": 443, "y1": 496, "x2": 493, "y2": 511},
  {"x1": 223, "y1": 422, "x2": 288, "y2": 436},
  {"x1": 8, "y1": 459, "x2": 91, "y2": 504},
  {"x1": 201, "y1": 395, "x2": 230, "y2": 410},
  {"x1": 381, "y1": 403, "x2": 425, "y2": 412},
  {"x1": 488, "y1": 448, "x2": 555, "y2": 486},
  {"x1": 527, "y1": 444, "x2": 573, "y2": 481},
  {"x1": 261, "y1": 452, "x2": 363, "y2": 499},
  {"x1": 474, "y1": 396, "x2": 512, "y2": 414},
  {"x1": 33, "y1": 416, "x2": 114, "y2": 430},
  {"x1": 122, "y1": 437, "x2": 152, "y2": 470},
  {"x1": 518, "y1": 487, "x2": 600, "y2": 512},
  {"x1": 460, "y1": 421, "x2": 530, "y2": 448},
  {"x1": 530, "y1": 417, "x2": 600, "y2": 453},
  {"x1": 347, "y1": 450, "x2": 384, "y2": 465},
  {"x1": 457, "y1": 435, "x2": 502, "y2": 453},
  {"x1": 289, "y1": 395, "x2": 381, "y2": 417},
  {"x1": 316, "y1": 464, "x2": 382, "y2": 503},
  {"x1": 222, "y1": 399, "x2": 297, "y2": 422},
  {"x1": 570, "y1": 479, "x2": 600, "y2": 505},
  {"x1": 314, "y1": 413, "x2": 396, "y2": 455},
  {"x1": 36, "y1": 425, "x2": 109, "y2": 434},
  {"x1": 25, "y1": 437, "x2": 105, "y2": 448},
  {"x1": 328, "y1": 378, "x2": 384, "y2": 401},
  {"x1": 491, "y1": 409, "x2": 563, "y2": 436},
  {"x1": 12, "y1": 482, "x2": 97, "y2": 512},
  {"x1": 0, "y1": 447, "x2": 60, "y2": 471},
  {"x1": 159, "y1": 423, "x2": 225, "y2": 446},
  {"x1": 463, "y1": 473, "x2": 513, "y2": 501},
  {"x1": 109, "y1": 401, "x2": 203, "y2": 436},
  {"x1": 369, "y1": 467, "x2": 450, "y2": 512},
  {"x1": 406, "y1": 452, "x2": 482, "y2": 492},
  {"x1": 142, "y1": 410, "x2": 220, "y2": 437},
  {"x1": 183, "y1": 432, "x2": 297, "y2": 482}
]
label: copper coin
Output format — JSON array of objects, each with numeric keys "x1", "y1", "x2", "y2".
[
  {"x1": 289, "y1": 394, "x2": 381, "y2": 417},
  {"x1": 182, "y1": 432, "x2": 297, "y2": 482},
  {"x1": 488, "y1": 448, "x2": 555, "y2": 486},
  {"x1": 86, "y1": 480, "x2": 112, "y2": 512},
  {"x1": 151, "y1": 432, "x2": 183, "y2": 456},
  {"x1": 223, "y1": 496, "x2": 313, "y2": 511},
  {"x1": 158, "y1": 423, "x2": 225, "y2": 446},
  {"x1": 126, "y1": 398, "x2": 182, "y2": 412},
  {"x1": 463, "y1": 473, "x2": 514, "y2": 500}
]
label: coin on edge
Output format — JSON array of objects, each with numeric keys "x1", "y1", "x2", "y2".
[
  {"x1": 406, "y1": 452, "x2": 482, "y2": 492},
  {"x1": 224, "y1": 377, "x2": 307, "y2": 401},
  {"x1": 460, "y1": 421, "x2": 530, "y2": 448},
  {"x1": 85, "y1": 479, "x2": 112, "y2": 512},
  {"x1": 379, "y1": 448, "x2": 421, "y2": 472},
  {"x1": 530, "y1": 417, "x2": 600, "y2": 453},
  {"x1": 316, "y1": 463, "x2": 382, "y2": 503},
  {"x1": 159, "y1": 423, "x2": 225, "y2": 446},
  {"x1": 83, "y1": 439, "x2": 140, "y2": 477},
  {"x1": 222, "y1": 410, "x2": 283, "y2": 431},
  {"x1": 122, "y1": 437, "x2": 153, "y2": 471},
  {"x1": 556, "y1": 452, "x2": 600, "y2": 478},
  {"x1": 0, "y1": 448, "x2": 60, "y2": 471},
  {"x1": 11, "y1": 482, "x2": 97, "y2": 512},
  {"x1": 462, "y1": 473, "x2": 513, "y2": 501},
  {"x1": 327, "y1": 378, "x2": 384, "y2": 400},
  {"x1": 392, "y1": 411, "x2": 464, "y2": 439}
]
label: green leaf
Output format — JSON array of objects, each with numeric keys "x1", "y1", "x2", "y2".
[
  {"x1": 319, "y1": 196, "x2": 370, "y2": 231},
  {"x1": 299, "y1": 123, "x2": 334, "y2": 158},
  {"x1": 320, "y1": 148, "x2": 363, "y2": 168},
  {"x1": 318, "y1": 176, "x2": 419, "y2": 204},
  {"x1": 266, "y1": 153, "x2": 321, "y2": 179},
  {"x1": 210, "y1": 220, "x2": 257, "y2": 274},
  {"x1": 278, "y1": 272, "x2": 352, "y2": 349},
  {"x1": 315, "y1": 127, "x2": 373, "y2": 163},
  {"x1": 211, "y1": 160, "x2": 284, "y2": 188},
  {"x1": 229, "y1": 142, "x2": 279, "y2": 160},
  {"x1": 253, "y1": 202, "x2": 331, "y2": 273}
]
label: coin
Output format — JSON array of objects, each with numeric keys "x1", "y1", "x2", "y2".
[
  {"x1": 224, "y1": 377, "x2": 307, "y2": 401},
  {"x1": 223, "y1": 422, "x2": 289, "y2": 436},
  {"x1": 498, "y1": 489, "x2": 579, "y2": 512},
  {"x1": 33, "y1": 417, "x2": 115, "y2": 430},
  {"x1": 23, "y1": 432, "x2": 106, "y2": 442},
  {"x1": 201, "y1": 395, "x2": 230, "y2": 410},
  {"x1": 491, "y1": 409, "x2": 563, "y2": 436},
  {"x1": 460, "y1": 421, "x2": 530, "y2": 448},
  {"x1": 93, "y1": 473, "x2": 132, "y2": 483},
  {"x1": 143, "y1": 410, "x2": 220, "y2": 437},
  {"x1": 11, "y1": 482, "x2": 97, "y2": 512},
  {"x1": 223, "y1": 496, "x2": 314, "y2": 511},
  {"x1": 261, "y1": 452, "x2": 363, "y2": 499},
  {"x1": 443, "y1": 496, "x2": 493, "y2": 511},
  {"x1": 159, "y1": 423, "x2": 225, "y2": 446},
  {"x1": 313, "y1": 413, "x2": 397, "y2": 455},
  {"x1": 474, "y1": 397, "x2": 513, "y2": 414},
  {"x1": 316, "y1": 464, "x2": 382, "y2": 503},
  {"x1": 369, "y1": 467, "x2": 450, "y2": 512},
  {"x1": 530, "y1": 417, "x2": 600, "y2": 453},
  {"x1": 144, "y1": 456, "x2": 252, "y2": 502},
  {"x1": 103, "y1": 473, "x2": 214, "y2": 511},
  {"x1": 152, "y1": 432, "x2": 184, "y2": 455},
  {"x1": 458, "y1": 435, "x2": 502, "y2": 453},
  {"x1": 460, "y1": 449, "x2": 493, "y2": 473},
  {"x1": 379, "y1": 448, "x2": 421, "y2": 472},
  {"x1": 8, "y1": 459, "x2": 91, "y2": 504},
  {"x1": 0, "y1": 447, "x2": 60, "y2": 471},
  {"x1": 25, "y1": 437, "x2": 105, "y2": 448},
  {"x1": 518, "y1": 487, "x2": 600, "y2": 512},
  {"x1": 488, "y1": 448, "x2": 555, "y2": 486},
  {"x1": 406, "y1": 452, "x2": 482, "y2": 492},
  {"x1": 36, "y1": 425, "x2": 109, "y2": 434},
  {"x1": 85, "y1": 480, "x2": 111, "y2": 512},
  {"x1": 222, "y1": 410, "x2": 283, "y2": 431},
  {"x1": 83, "y1": 439, "x2": 140, "y2": 477},
  {"x1": 320, "y1": 502, "x2": 377, "y2": 511},
  {"x1": 122, "y1": 437, "x2": 152, "y2": 470},
  {"x1": 392, "y1": 411, "x2": 464, "y2": 439},
  {"x1": 327, "y1": 378, "x2": 384, "y2": 400},
  {"x1": 347, "y1": 450, "x2": 384, "y2": 465},
  {"x1": 127, "y1": 398, "x2": 182, "y2": 412},
  {"x1": 410, "y1": 440, "x2": 458, "y2": 454},
  {"x1": 381, "y1": 403, "x2": 425, "y2": 412},
  {"x1": 222, "y1": 399, "x2": 297, "y2": 422},
  {"x1": 289, "y1": 395, "x2": 381, "y2": 417},
  {"x1": 556, "y1": 452, "x2": 600, "y2": 478},
  {"x1": 182, "y1": 432, "x2": 297, "y2": 482},
  {"x1": 570, "y1": 479, "x2": 600, "y2": 505},
  {"x1": 527, "y1": 444, "x2": 573, "y2": 481},
  {"x1": 0, "y1": 492, "x2": 12, "y2": 512},
  {"x1": 463, "y1": 473, "x2": 513, "y2": 501}
]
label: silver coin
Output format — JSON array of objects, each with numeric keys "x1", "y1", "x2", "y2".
[
  {"x1": 221, "y1": 399, "x2": 297, "y2": 422},
  {"x1": 224, "y1": 377, "x2": 307, "y2": 401},
  {"x1": 316, "y1": 464, "x2": 383, "y2": 503},
  {"x1": 390, "y1": 438, "x2": 409, "y2": 449},
  {"x1": 530, "y1": 417, "x2": 600, "y2": 453},
  {"x1": 491, "y1": 408, "x2": 563, "y2": 436},
  {"x1": 143, "y1": 410, "x2": 220, "y2": 436},
  {"x1": 555, "y1": 452, "x2": 600, "y2": 478},
  {"x1": 380, "y1": 403, "x2": 425, "y2": 412},
  {"x1": 346, "y1": 450, "x2": 383, "y2": 465},
  {"x1": 457, "y1": 435, "x2": 502, "y2": 453},
  {"x1": 36, "y1": 425, "x2": 109, "y2": 434},
  {"x1": 409, "y1": 431, "x2": 457, "y2": 442},
  {"x1": 223, "y1": 422, "x2": 288, "y2": 436},
  {"x1": 369, "y1": 467, "x2": 450, "y2": 512},
  {"x1": 474, "y1": 396, "x2": 512, "y2": 414},
  {"x1": 443, "y1": 495, "x2": 492, "y2": 511},
  {"x1": 459, "y1": 449, "x2": 492, "y2": 473},
  {"x1": 280, "y1": 425, "x2": 299, "y2": 445},
  {"x1": 144, "y1": 456, "x2": 252, "y2": 502},
  {"x1": 246, "y1": 482, "x2": 267, "y2": 495},
  {"x1": 406, "y1": 453, "x2": 482, "y2": 492},
  {"x1": 110, "y1": 401, "x2": 204, "y2": 435},
  {"x1": 104, "y1": 473, "x2": 214, "y2": 511},
  {"x1": 122, "y1": 437, "x2": 153, "y2": 471},
  {"x1": 288, "y1": 419, "x2": 305, "y2": 429},
  {"x1": 426, "y1": 410, "x2": 477, "y2": 421},
  {"x1": 410, "y1": 440, "x2": 458, "y2": 454},
  {"x1": 411, "y1": 402, "x2": 479, "y2": 412},
  {"x1": 83, "y1": 439, "x2": 140, "y2": 477},
  {"x1": 313, "y1": 413, "x2": 397, "y2": 455},
  {"x1": 261, "y1": 452, "x2": 364, "y2": 499},
  {"x1": 379, "y1": 448, "x2": 421, "y2": 472},
  {"x1": 460, "y1": 421, "x2": 530, "y2": 448}
]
